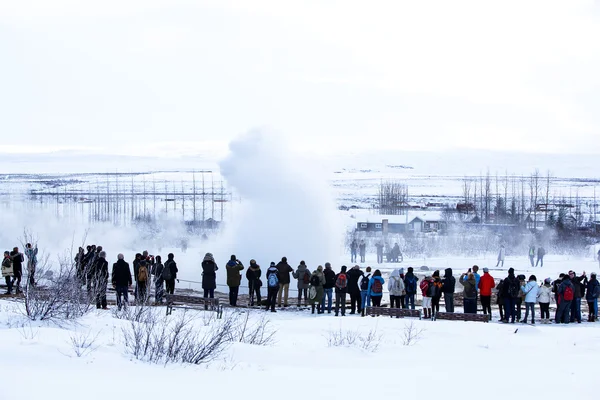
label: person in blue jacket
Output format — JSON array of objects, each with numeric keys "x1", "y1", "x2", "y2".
[{"x1": 367, "y1": 269, "x2": 385, "y2": 307}]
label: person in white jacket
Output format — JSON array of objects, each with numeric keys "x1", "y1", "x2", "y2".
[
  {"x1": 388, "y1": 269, "x2": 405, "y2": 309},
  {"x1": 521, "y1": 275, "x2": 539, "y2": 324},
  {"x1": 496, "y1": 245, "x2": 506, "y2": 267},
  {"x1": 537, "y1": 278, "x2": 553, "y2": 324}
]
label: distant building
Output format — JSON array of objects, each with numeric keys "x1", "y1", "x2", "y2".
[{"x1": 354, "y1": 211, "x2": 446, "y2": 234}]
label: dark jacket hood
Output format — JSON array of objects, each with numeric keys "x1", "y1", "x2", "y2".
[{"x1": 444, "y1": 268, "x2": 453, "y2": 277}]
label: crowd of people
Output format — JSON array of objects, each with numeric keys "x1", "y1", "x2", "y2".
[{"x1": 1, "y1": 244, "x2": 38, "y2": 294}]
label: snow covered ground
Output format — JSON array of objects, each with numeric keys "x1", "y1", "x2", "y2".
[{"x1": 2, "y1": 294, "x2": 599, "y2": 400}]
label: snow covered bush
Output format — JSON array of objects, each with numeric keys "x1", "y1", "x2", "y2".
[
  {"x1": 326, "y1": 326, "x2": 382, "y2": 352},
  {"x1": 235, "y1": 312, "x2": 276, "y2": 346},
  {"x1": 68, "y1": 330, "x2": 99, "y2": 358},
  {"x1": 401, "y1": 320, "x2": 425, "y2": 346},
  {"x1": 121, "y1": 309, "x2": 236, "y2": 365}
]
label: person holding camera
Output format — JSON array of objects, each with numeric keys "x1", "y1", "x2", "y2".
[{"x1": 226, "y1": 255, "x2": 244, "y2": 306}]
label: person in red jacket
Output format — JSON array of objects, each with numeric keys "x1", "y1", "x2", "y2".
[{"x1": 478, "y1": 267, "x2": 496, "y2": 317}]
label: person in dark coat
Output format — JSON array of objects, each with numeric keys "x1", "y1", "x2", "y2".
[
  {"x1": 163, "y1": 253, "x2": 178, "y2": 295},
  {"x1": 346, "y1": 265, "x2": 364, "y2": 314},
  {"x1": 502, "y1": 268, "x2": 520, "y2": 323},
  {"x1": 584, "y1": 272, "x2": 599, "y2": 322},
  {"x1": 153, "y1": 255, "x2": 165, "y2": 303},
  {"x1": 292, "y1": 261, "x2": 311, "y2": 307},
  {"x1": 536, "y1": 246, "x2": 546, "y2": 267},
  {"x1": 404, "y1": 267, "x2": 419, "y2": 310},
  {"x1": 556, "y1": 274, "x2": 574, "y2": 324},
  {"x1": 136, "y1": 260, "x2": 150, "y2": 303},
  {"x1": 321, "y1": 262, "x2": 336, "y2": 313},
  {"x1": 569, "y1": 270, "x2": 585, "y2": 323},
  {"x1": 226, "y1": 255, "x2": 244, "y2": 307},
  {"x1": 202, "y1": 253, "x2": 218, "y2": 301},
  {"x1": 375, "y1": 242, "x2": 384, "y2": 264},
  {"x1": 350, "y1": 240, "x2": 358, "y2": 263},
  {"x1": 265, "y1": 262, "x2": 280, "y2": 312},
  {"x1": 276, "y1": 257, "x2": 294, "y2": 307},
  {"x1": 75, "y1": 247, "x2": 85, "y2": 285},
  {"x1": 334, "y1": 266, "x2": 348, "y2": 316},
  {"x1": 93, "y1": 251, "x2": 109, "y2": 309},
  {"x1": 132, "y1": 253, "x2": 142, "y2": 300},
  {"x1": 112, "y1": 253, "x2": 132, "y2": 311},
  {"x1": 246, "y1": 259, "x2": 262, "y2": 306},
  {"x1": 442, "y1": 268, "x2": 456, "y2": 312},
  {"x1": 10, "y1": 247, "x2": 24, "y2": 294}
]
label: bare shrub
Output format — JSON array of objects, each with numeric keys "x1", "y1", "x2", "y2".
[
  {"x1": 401, "y1": 320, "x2": 425, "y2": 346},
  {"x1": 122, "y1": 309, "x2": 236, "y2": 365},
  {"x1": 68, "y1": 330, "x2": 100, "y2": 357},
  {"x1": 325, "y1": 326, "x2": 382, "y2": 353},
  {"x1": 236, "y1": 312, "x2": 276, "y2": 346},
  {"x1": 17, "y1": 321, "x2": 39, "y2": 340}
]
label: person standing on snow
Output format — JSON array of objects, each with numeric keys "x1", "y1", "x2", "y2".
[
  {"x1": 584, "y1": 272, "x2": 599, "y2": 322},
  {"x1": 496, "y1": 245, "x2": 506, "y2": 267},
  {"x1": 276, "y1": 257, "x2": 294, "y2": 307},
  {"x1": 10, "y1": 247, "x2": 24, "y2": 294},
  {"x1": 163, "y1": 253, "x2": 178, "y2": 295},
  {"x1": 569, "y1": 270, "x2": 585, "y2": 324},
  {"x1": 404, "y1": 267, "x2": 418, "y2": 310},
  {"x1": 350, "y1": 240, "x2": 358, "y2": 263},
  {"x1": 375, "y1": 242, "x2": 384, "y2": 264},
  {"x1": 536, "y1": 246, "x2": 546, "y2": 267},
  {"x1": 346, "y1": 265, "x2": 364, "y2": 314},
  {"x1": 93, "y1": 251, "x2": 109, "y2": 309},
  {"x1": 246, "y1": 259, "x2": 262, "y2": 307},
  {"x1": 265, "y1": 262, "x2": 280, "y2": 312},
  {"x1": 359, "y1": 240, "x2": 366, "y2": 263},
  {"x1": 360, "y1": 266, "x2": 373, "y2": 312},
  {"x1": 309, "y1": 266, "x2": 326, "y2": 314},
  {"x1": 537, "y1": 278, "x2": 552, "y2": 324},
  {"x1": 367, "y1": 269, "x2": 385, "y2": 307},
  {"x1": 420, "y1": 276, "x2": 434, "y2": 319},
  {"x1": 431, "y1": 270, "x2": 443, "y2": 317},
  {"x1": 2, "y1": 251, "x2": 14, "y2": 295},
  {"x1": 24, "y1": 243, "x2": 38, "y2": 287},
  {"x1": 555, "y1": 273, "x2": 574, "y2": 324},
  {"x1": 442, "y1": 268, "x2": 456, "y2": 312},
  {"x1": 521, "y1": 275, "x2": 539, "y2": 324},
  {"x1": 322, "y1": 263, "x2": 336, "y2": 313},
  {"x1": 388, "y1": 268, "x2": 405, "y2": 309},
  {"x1": 478, "y1": 267, "x2": 495, "y2": 317},
  {"x1": 502, "y1": 268, "x2": 520, "y2": 323},
  {"x1": 459, "y1": 272, "x2": 478, "y2": 314},
  {"x1": 152, "y1": 255, "x2": 164, "y2": 304},
  {"x1": 529, "y1": 245, "x2": 536, "y2": 267},
  {"x1": 292, "y1": 261, "x2": 310, "y2": 307},
  {"x1": 202, "y1": 253, "x2": 218, "y2": 303},
  {"x1": 112, "y1": 253, "x2": 132, "y2": 311},
  {"x1": 334, "y1": 266, "x2": 348, "y2": 316},
  {"x1": 226, "y1": 255, "x2": 244, "y2": 307}
]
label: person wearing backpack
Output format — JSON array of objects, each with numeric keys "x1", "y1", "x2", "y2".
[
  {"x1": 441, "y1": 268, "x2": 456, "y2": 312},
  {"x1": 10, "y1": 247, "x2": 24, "y2": 294},
  {"x1": 360, "y1": 266, "x2": 372, "y2": 312},
  {"x1": 246, "y1": 259, "x2": 262, "y2": 307},
  {"x1": 322, "y1": 263, "x2": 336, "y2": 313},
  {"x1": 334, "y1": 266, "x2": 348, "y2": 316},
  {"x1": 309, "y1": 266, "x2": 326, "y2": 314},
  {"x1": 584, "y1": 272, "x2": 599, "y2": 322},
  {"x1": 2, "y1": 251, "x2": 14, "y2": 295},
  {"x1": 112, "y1": 253, "x2": 132, "y2": 311},
  {"x1": 226, "y1": 255, "x2": 244, "y2": 307},
  {"x1": 556, "y1": 273, "x2": 574, "y2": 324},
  {"x1": 537, "y1": 278, "x2": 552, "y2": 324},
  {"x1": 265, "y1": 262, "x2": 280, "y2": 312},
  {"x1": 420, "y1": 276, "x2": 434, "y2": 319},
  {"x1": 478, "y1": 267, "x2": 495, "y2": 317},
  {"x1": 521, "y1": 275, "x2": 539, "y2": 324},
  {"x1": 293, "y1": 261, "x2": 311, "y2": 307},
  {"x1": 163, "y1": 253, "x2": 178, "y2": 296},
  {"x1": 346, "y1": 265, "x2": 364, "y2": 314},
  {"x1": 501, "y1": 269, "x2": 520, "y2": 323},
  {"x1": 459, "y1": 272, "x2": 477, "y2": 314},
  {"x1": 153, "y1": 255, "x2": 165, "y2": 304},
  {"x1": 202, "y1": 253, "x2": 218, "y2": 305},
  {"x1": 136, "y1": 259, "x2": 150, "y2": 303},
  {"x1": 388, "y1": 268, "x2": 405, "y2": 309},
  {"x1": 404, "y1": 267, "x2": 418, "y2": 310},
  {"x1": 276, "y1": 257, "x2": 294, "y2": 307},
  {"x1": 430, "y1": 270, "x2": 443, "y2": 316},
  {"x1": 367, "y1": 269, "x2": 385, "y2": 307},
  {"x1": 569, "y1": 270, "x2": 584, "y2": 323}
]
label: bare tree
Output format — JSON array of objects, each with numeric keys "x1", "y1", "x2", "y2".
[
  {"x1": 529, "y1": 169, "x2": 541, "y2": 229},
  {"x1": 378, "y1": 181, "x2": 409, "y2": 215}
]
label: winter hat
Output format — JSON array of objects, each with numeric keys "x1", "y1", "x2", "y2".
[
  {"x1": 341, "y1": 265, "x2": 347, "y2": 273},
  {"x1": 544, "y1": 278, "x2": 552, "y2": 284},
  {"x1": 230, "y1": 255, "x2": 237, "y2": 261},
  {"x1": 250, "y1": 259, "x2": 256, "y2": 264},
  {"x1": 270, "y1": 262, "x2": 276, "y2": 267},
  {"x1": 399, "y1": 268, "x2": 404, "y2": 274},
  {"x1": 300, "y1": 260, "x2": 305, "y2": 265},
  {"x1": 282, "y1": 257, "x2": 287, "y2": 262},
  {"x1": 118, "y1": 253, "x2": 124, "y2": 260},
  {"x1": 317, "y1": 265, "x2": 323, "y2": 272},
  {"x1": 433, "y1": 270, "x2": 440, "y2": 277},
  {"x1": 508, "y1": 267, "x2": 515, "y2": 275},
  {"x1": 592, "y1": 272, "x2": 597, "y2": 277},
  {"x1": 353, "y1": 265, "x2": 360, "y2": 269},
  {"x1": 482, "y1": 267, "x2": 489, "y2": 273},
  {"x1": 407, "y1": 267, "x2": 413, "y2": 273}
]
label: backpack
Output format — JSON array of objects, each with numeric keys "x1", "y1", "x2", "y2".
[
  {"x1": 161, "y1": 263, "x2": 172, "y2": 280},
  {"x1": 335, "y1": 273, "x2": 347, "y2": 290},
  {"x1": 310, "y1": 274, "x2": 321, "y2": 287},
  {"x1": 371, "y1": 279, "x2": 383, "y2": 294},
  {"x1": 360, "y1": 274, "x2": 370, "y2": 291},
  {"x1": 427, "y1": 281, "x2": 438, "y2": 297},
  {"x1": 508, "y1": 279, "x2": 520, "y2": 298},
  {"x1": 563, "y1": 285, "x2": 574, "y2": 301},
  {"x1": 309, "y1": 286, "x2": 317, "y2": 300},
  {"x1": 420, "y1": 280, "x2": 430, "y2": 295},
  {"x1": 268, "y1": 273, "x2": 279, "y2": 288},
  {"x1": 302, "y1": 271, "x2": 311, "y2": 285},
  {"x1": 405, "y1": 275, "x2": 417, "y2": 293},
  {"x1": 138, "y1": 265, "x2": 148, "y2": 282}
]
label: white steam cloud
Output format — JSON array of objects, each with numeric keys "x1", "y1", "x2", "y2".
[{"x1": 219, "y1": 129, "x2": 342, "y2": 268}]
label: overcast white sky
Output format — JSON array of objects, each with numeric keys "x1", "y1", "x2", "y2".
[{"x1": 1, "y1": 0, "x2": 599, "y2": 156}]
